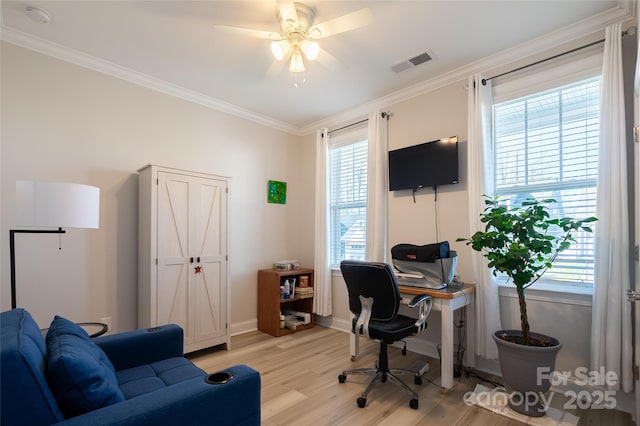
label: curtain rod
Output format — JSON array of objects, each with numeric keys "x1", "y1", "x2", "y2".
[
  {"x1": 328, "y1": 118, "x2": 368, "y2": 135},
  {"x1": 326, "y1": 111, "x2": 390, "y2": 136},
  {"x1": 481, "y1": 28, "x2": 632, "y2": 86}
]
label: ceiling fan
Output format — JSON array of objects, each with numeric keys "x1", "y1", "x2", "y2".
[{"x1": 214, "y1": 1, "x2": 373, "y2": 76}]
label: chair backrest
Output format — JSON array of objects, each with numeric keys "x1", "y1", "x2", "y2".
[{"x1": 339, "y1": 261, "x2": 401, "y2": 322}]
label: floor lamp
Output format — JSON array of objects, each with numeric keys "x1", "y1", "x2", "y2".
[{"x1": 10, "y1": 181, "x2": 100, "y2": 309}]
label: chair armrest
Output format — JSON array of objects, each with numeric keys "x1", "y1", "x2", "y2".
[
  {"x1": 55, "y1": 365, "x2": 261, "y2": 426},
  {"x1": 93, "y1": 324, "x2": 183, "y2": 370},
  {"x1": 354, "y1": 295, "x2": 374, "y2": 339},
  {"x1": 407, "y1": 294, "x2": 432, "y2": 333}
]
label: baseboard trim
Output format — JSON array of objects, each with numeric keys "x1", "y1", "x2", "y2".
[
  {"x1": 230, "y1": 319, "x2": 256, "y2": 336},
  {"x1": 316, "y1": 315, "x2": 351, "y2": 332}
]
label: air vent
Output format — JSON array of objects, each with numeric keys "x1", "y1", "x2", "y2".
[{"x1": 391, "y1": 52, "x2": 432, "y2": 73}]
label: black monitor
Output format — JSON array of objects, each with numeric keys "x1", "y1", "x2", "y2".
[{"x1": 388, "y1": 138, "x2": 459, "y2": 191}]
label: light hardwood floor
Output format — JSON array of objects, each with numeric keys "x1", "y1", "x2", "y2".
[{"x1": 189, "y1": 326, "x2": 634, "y2": 426}]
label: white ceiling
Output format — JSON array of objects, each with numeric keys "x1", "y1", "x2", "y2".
[{"x1": 0, "y1": 1, "x2": 634, "y2": 134}]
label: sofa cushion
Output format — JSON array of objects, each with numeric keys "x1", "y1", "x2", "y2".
[
  {"x1": 46, "y1": 315, "x2": 125, "y2": 417},
  {"x1": 117, "y1": 357, "x2": 205, "y2": 399}
]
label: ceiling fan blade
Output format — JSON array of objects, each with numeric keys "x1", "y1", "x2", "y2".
[
  {"x1": 277, "y1": 1, "x2": 298, "y2": 30},
  {"x1": 316, "y1": 48, "x2": 346, "y2": 72},
  {"x1": 309, "y1": 8, "x2": 373, "y2": 39},
  {"x1": 212, "y1": 25, "x2": 281, "y2": 40}
]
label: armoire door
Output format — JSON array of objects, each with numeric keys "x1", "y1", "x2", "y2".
[
  {"x1": 190, "y1": 176, "x2": 227, "y2": 346},
  {"x1": 156, "y1": 171, "x2": 228, "y2": 349},
  {"x1": 156, "y1": 172, "x2": 191, "y2": 340}
]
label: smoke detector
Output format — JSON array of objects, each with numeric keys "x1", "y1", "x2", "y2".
[{"x1": 25, "y1": 6, "x2": 50, "y2": 24}]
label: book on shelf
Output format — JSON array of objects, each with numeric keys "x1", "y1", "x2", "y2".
[{"x1": 295, "y1": 287, "x2": 314, "y2": 298}]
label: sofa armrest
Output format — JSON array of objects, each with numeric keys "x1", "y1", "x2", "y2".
[
  {"x1": 93, "y1": 324, "x2": 183, "y2": 370},
  {"x1": 55, "y1": 364, "x2": 261, "y2": 426}
]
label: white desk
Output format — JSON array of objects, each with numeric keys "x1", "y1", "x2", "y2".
[{"x1": 349, "y1": 283, "x2": 475, "y2": 393}]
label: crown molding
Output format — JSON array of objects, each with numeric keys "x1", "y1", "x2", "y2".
[
  {"x1": 0, "y1": 26, "x2": 299, "y2": 135},
  {"x1": 1, "y1": 1, "x2": 634, "y2": 138},
  {"x1": 299, "y1": 1, "x2": 635, "y2": 135}
]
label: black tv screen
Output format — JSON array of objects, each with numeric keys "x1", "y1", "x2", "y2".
[{"x1": 388, "y1": 139, "x2": 459, "y2": 191}]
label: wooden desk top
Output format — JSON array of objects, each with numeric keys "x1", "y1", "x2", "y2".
[{"x1": 398, "y1": 283, "x2": 475, "y2": 299}]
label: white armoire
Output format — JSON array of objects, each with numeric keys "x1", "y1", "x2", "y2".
[{"x1": 138, "y1": 165, "x2": 230, "y2": 353}]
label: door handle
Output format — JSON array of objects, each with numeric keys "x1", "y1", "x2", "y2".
[{"x1": 627, "y1": 289, "x2": 640, "y2": 302}]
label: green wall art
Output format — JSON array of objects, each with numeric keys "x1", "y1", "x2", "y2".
[{"x1": 267, "y1": 180, "x2": 287, "y2": 204}]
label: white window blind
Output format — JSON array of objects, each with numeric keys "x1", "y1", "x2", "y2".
[
  {"x1": 329, "y1": 139, "x2": 368, "y2": 267},
  {"x1": 493, "y1": 77, "x2": 600, "y2": 285}
]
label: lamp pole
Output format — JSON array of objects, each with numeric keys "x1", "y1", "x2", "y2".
[{"x1": 9, "y1": 228, "x2": 66, "y2": 309}]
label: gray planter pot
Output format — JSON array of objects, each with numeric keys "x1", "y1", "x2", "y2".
[{"x1": 493, "y1": 330, "x2": 562, "y2": 417}]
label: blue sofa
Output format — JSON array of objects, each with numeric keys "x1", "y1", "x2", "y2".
[{"x1": 1, "y1": 308, "x2": 261, "y2": 425}]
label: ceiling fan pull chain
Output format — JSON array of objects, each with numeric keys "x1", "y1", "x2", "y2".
[{"x1": 293, "y1": 70, "x2": 306, "y2": 88}]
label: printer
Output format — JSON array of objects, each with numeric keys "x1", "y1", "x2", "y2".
[{"x1": 391, "y1": 241, "x2": 457, "y2": 290}]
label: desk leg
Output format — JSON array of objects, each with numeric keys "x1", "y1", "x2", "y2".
[
  {"x1": 350, "y1": 333, "x2": 359, "y2": 361},
  {"x1": 440, "y1": 299, "x2": 454, "y2": 391}
]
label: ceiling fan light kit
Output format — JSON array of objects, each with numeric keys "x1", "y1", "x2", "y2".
[
  {"x1": 271, "y1": 40, "x2": 289, "y2": 61},
  {"x1": 302, "y1": 40, "x2": 319, "y2": 61},
  {"x1": 215, "y1": 2, "x2": 372, "y2": 81},
  {"x1": 270, "y1": 3, "x2": 321, "y2": 74},
  {"x1": 289, "y1": 50, "x2": 305, "y2": 73}
]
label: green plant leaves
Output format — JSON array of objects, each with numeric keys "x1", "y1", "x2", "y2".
[
  {"x1": 459, "y1": 195, "x2": 597, "y2": 345},
  {"x1": 459, "y1": 195, "x2": 597, "y2": 290}
]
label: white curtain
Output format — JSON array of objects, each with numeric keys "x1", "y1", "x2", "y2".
[
  {"x1": 366, "y1": 110, "x2": 389, "y2": 262},
  {"x1": 591, "y1": 22, "x2": 633, "y2": 393},
  {"x1": 314, "y1": 128, "x2": 332, "y2": 316},
  {"x1": 635, "y1": 9, "x2": 640, "y2": 420},
  {"x1": 467, "y1": 73, "x2": 501, "y2": 359}
]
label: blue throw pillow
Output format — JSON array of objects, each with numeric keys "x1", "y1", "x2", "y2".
[{"x1": 46, "y1": 315, "x2": 125, "y2": 417}]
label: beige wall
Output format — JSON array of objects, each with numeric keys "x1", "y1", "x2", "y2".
[
  {"x1": 386, "y1": 80, "x2": 471, "y2": 279},
  {"x1": 1, "y1": 42, "x2": 312, "y2": 331}
]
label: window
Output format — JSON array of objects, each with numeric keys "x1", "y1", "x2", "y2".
[
  {"x1": 329, "y1": 138, "x2": 368, "y2": 268},
  {"x1": 493, "y1": 77, "x2": 600, "y2": 285}
]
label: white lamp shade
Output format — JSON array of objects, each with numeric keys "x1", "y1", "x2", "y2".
[
  {"x1": 289, "y1": 50, "x2": 305, "y2": 73},
  {"x1": 303, "y1": 41, "x2": 319, "y2": 61},
  {"x1": 16, "y1": 181, "x2": 100, "y2": 229},
  {"x1": 271, "y1": 40, "x2": 290, "y2": 61}
]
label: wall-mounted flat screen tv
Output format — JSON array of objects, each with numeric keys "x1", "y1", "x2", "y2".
[{"x1": 388, "y1": 138, "x2": 459, "y2": 191}]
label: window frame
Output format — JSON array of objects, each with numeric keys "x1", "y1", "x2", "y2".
[
  {"x1": 491, "y1": 69, "x2": 601, "y2": 290},
  {"x1": 327, "y1": 126, "x2": 369, "y2": 269}
]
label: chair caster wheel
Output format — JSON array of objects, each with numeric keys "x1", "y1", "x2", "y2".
[
  {"x1": 410, "y1": 398, "x2": 419, "y2": 409},
  {"x1": 338, "y1": 374, "x2": 346, "y2": 383},
  {"x1": 415, "y1": 376, "x2": 422, "y2": 385},
  {"x1": 357, "y1": 397, "x2": 367, "y2": 408}
]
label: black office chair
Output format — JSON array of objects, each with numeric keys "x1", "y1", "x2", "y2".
[{"x1": 338, "y1": 260, "x2": 433, "y2": 409}]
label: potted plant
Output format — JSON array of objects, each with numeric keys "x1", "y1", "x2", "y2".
[{"x1": 458, "y1": 195, "x2": 596, "y2": 417}]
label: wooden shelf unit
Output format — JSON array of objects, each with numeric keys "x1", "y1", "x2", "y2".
[{"x1": 257, "y1": 268, "x2": 314, "y2": 337}]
